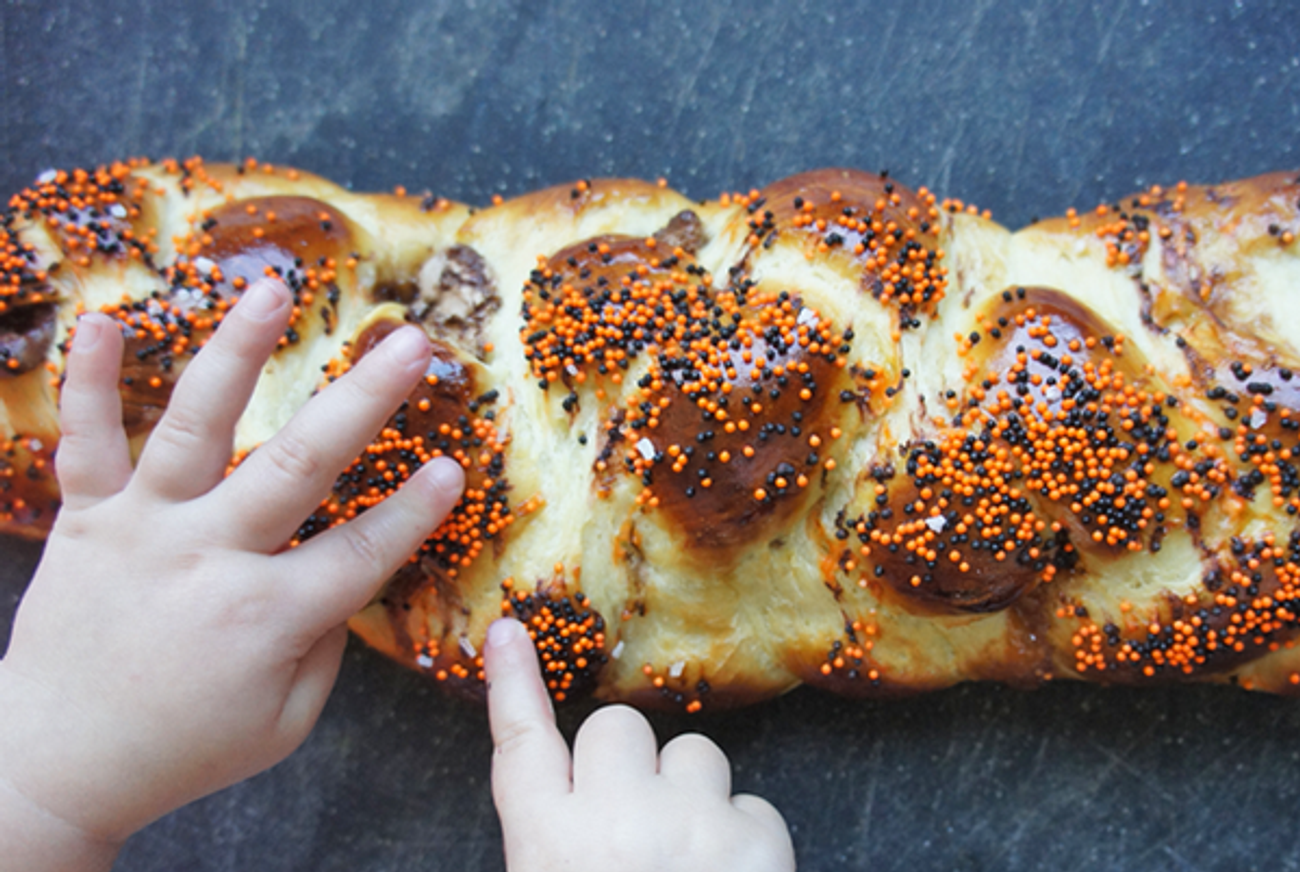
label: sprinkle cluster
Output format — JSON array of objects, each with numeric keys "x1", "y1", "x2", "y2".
[
  {"x1": 522, "y1": 231, "x2": 859, "y2": 543},
  {"x1": 617, "y1": 286, "x2": 851, "y2": 507},
  {"x1": 521, "y1": 235, "x2": 709, "y2": 389},
  {"x1": 1, "y1": 162, "x2": 156, "y2": 378},
  {"x1": 0, "y1": 435, "x2": 55, "y2": 531},
  {"x1": 88, "y1": 194, "x2": 354, "y2": 433},
  {"x1": 848, "y1": 287, "x2": 1233, "y2": 612},
  {"x1": 500, "y1": 577, "x2": 607, "y2": 702},
  {"x1": 1056, "y1": 183, "x2": 1183, "y2": 270},
  {"x1": 816, "y1": 618, "x2": 881, "y2": 684},
  {"x1": 733, "y1": 169, "x2": 948, "y2": 327},
  {"x1": 5, "y1": 160, "x2": 158, "y2": 280},
  {"x1": 1209, "y1": 362, "x2": 1300, "y2": 515},
  {"x1": 2, "y1": 157, "x2": 361, "y2": 426},
  {"x1": 0, "y1": 224, "x2": 54, "y2": 319},
  {"x1": 160, "y1": 194, "x2": 351, "y2": 343},
  {"x1": 836, "y1": 279, "x2": 1300, "y2": 683},
  {"x1": 637, "y1": 661, "x2": 712, "y2": 713},
  {"x1": 294, "y1": 331, "x2": 524, "y2": 580},
  {"x1": 413, "y1": 635, "x2": 483, "y2": 685},
  {"x1": 1065, "y1": 530, "x2": 1300, "y2": 678}
]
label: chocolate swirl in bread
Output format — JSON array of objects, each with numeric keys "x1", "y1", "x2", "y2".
[{"x1": 2, "y1": 158, "x2": 1299, "y2": 710}]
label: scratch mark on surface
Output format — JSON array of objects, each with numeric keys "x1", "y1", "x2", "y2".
[
  {"x1": 936, "y1": 111, "x2": 968, "y2": 195},
  {"x1": 673, "y1": 4, "x2": 723, "y2": 132},
  {"x1": 865, "y1": 6, "x2": 901, "y2": 95},
  {"x1": 1095, "y1": 0, "x2": 1128, "y2": 65},
  {"x1": 126, "y1": 0, "x2": 152, "y2": 148},
  {"x1": 0, "y1": 4, "x2": 9, "y2": 167},
  {"x1": 1023, "y1": 0, "x2": 1045, "y2": 43},
  {"x1": 980, "y1": 737, "x2": 1041, "y2": 869},
  {"x1": 1025, "y1": 734, "x2": 1051, "y2": 783},
  {"x1": 1007, "y1": 106, "x2": 1029, "y2": 215},
  {"x1": 1161, "y1": 844, "x2": 1206, "y2": 872},
  {"x1": 231, "y1": 13, "x2": 248, "y2": 159},
  {"x1": 1088, "y1": 737, "x2": 1175, "y2": 804},
  {"x1": 857, "y1": 738, "x2": 882, "y2": 843},
  {"x1": 945, "y1": 720, "x2": 992, "y2": 802},
  {"x1": 729, "y1": 59, "x2": 759, "y2": 174}
]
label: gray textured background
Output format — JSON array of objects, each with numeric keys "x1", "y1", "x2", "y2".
[{"x1": 3, "y1": 1, "x2": 1300, "y2": 870}]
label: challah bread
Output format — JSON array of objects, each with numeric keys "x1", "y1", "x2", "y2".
[{"x1": 2, "y1": 158, "x2": 1299, "y2": 710}]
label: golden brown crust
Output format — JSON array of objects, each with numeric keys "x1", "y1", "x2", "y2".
[{"x1": 4, "y1": 157, "x2": 1300, "y2": 708}]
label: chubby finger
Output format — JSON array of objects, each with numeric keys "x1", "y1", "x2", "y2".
[
  {"x1": 732, "y1": 794, "x2": 795, "y2": 837},
  {"x1": 731, "y1": 794, "x2": 797, "y2": 866},
  {"x1": 486, "y1": 617, "x2": 572, "y2": 820},
  {"x1": 658, "y1": 732, "x2": 732, "y2": 798},
  {"x1": 214, "y1": 324, "x2": 432, "y2": 551},
  {"x1": 133, "y1": 279, "x2": 292, "y2": 501},
  {"x1": 54, "y1": 314, "x2": 132, "y2": 507},
  {"x1": 278, "y1": 457, "x2": 465, "y2": 632},
  {"x1": 571, "y1": 704, "x2": 659, "y2": 793}
]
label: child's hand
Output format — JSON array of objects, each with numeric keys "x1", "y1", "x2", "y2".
[
  {"x1": 0, "y1": 279, "x2": 465, "y2": 866},
  {"x1": 485, "y1": 618, "x2": 796, "y2": 872}
]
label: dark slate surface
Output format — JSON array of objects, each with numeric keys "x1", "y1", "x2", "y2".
[{"x1": 3, "y1": 1, "x2": 1300, "y2": 869}]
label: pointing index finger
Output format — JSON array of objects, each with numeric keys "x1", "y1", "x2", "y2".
[{"x1": 485, "y1": 618, "x2": 572, "y2": 817}]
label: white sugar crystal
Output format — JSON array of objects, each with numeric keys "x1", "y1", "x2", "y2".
[
  {"x1": 459, "y1": 637, "x2": 477, "y2": 659},
  {"x1": 669, "y1": 660, "x2": 686, "y2": 678},
  {"x1": 636, "y1": 438, "x2": 657, "y2": 461},
  {"x1": 924, "y1": 515, "x2": 947, "y2": 533},
  {"x1": 610, "y1": 641, "x2": 625, "y2": 660}
]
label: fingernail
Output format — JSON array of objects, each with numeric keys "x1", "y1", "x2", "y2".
[
  {"x1": 386, "y1": 326, "x2": 431, "y2": 366},
  {"x1": 238, "y1": 279, "x2": 288, "y2": 320},
  {"x1": 73, "y1": 315, "x2": 105, "y2": 353},
  {"x1": 426, "y1": 456, "x2": 465, "y2": 494},
  {"x1": 486, "y1": 618, "x2": 524, "y2": 649}
]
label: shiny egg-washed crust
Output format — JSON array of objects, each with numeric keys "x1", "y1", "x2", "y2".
[{"x1": 3, "y1": 158, "x2": 1300, "y2": 710}]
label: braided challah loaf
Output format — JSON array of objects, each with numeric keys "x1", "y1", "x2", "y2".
[{"x1": 3, "y1": 158, "x2": 1299, "y2": 709}]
